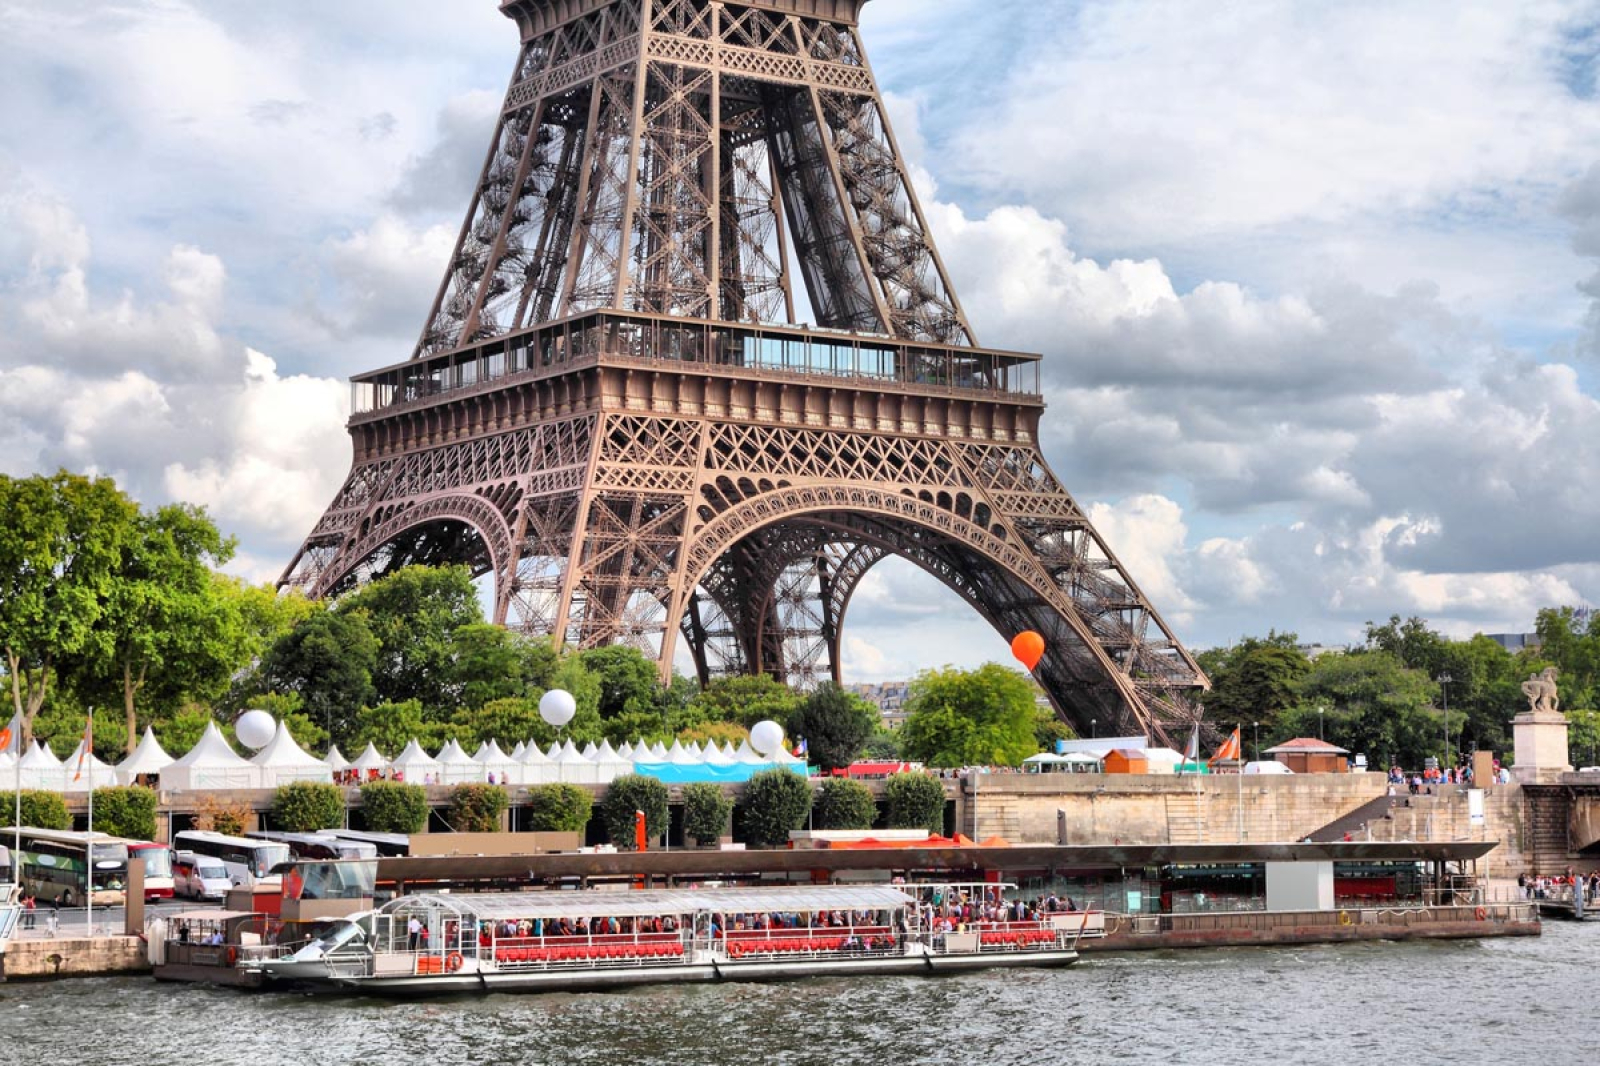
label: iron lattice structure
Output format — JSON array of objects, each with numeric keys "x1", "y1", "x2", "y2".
[{"x1": 282, "y1": 0, "x2": 1209, "y2": 742}]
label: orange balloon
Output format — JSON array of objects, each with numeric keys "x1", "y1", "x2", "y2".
[{"x1": 1011, "y1": 631, "x2": 1045, "y2": 671}]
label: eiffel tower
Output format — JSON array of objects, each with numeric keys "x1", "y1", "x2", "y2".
[{"x1": 281, "y1": 0, "x2": 1208, "y2": 742}]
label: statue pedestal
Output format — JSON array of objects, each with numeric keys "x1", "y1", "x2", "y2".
[{"x1": 1511, "y1": 709, "x2": 1572, "y2": 784}]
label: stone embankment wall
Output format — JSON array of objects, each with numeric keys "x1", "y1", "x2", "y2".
[
  {"x1": 2, "y1": 936, "x2": 149, "y2": 980},
  {"x1": 950, "y1": 773, "x2": 1388, "y2": 845}
]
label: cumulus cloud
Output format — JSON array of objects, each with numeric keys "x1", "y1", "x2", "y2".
[{"x1": 389, "y1": 90, "x2": 502, "y2": 215}]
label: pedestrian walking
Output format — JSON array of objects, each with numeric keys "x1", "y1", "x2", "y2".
[
  {"x1": 46, "y1": 900, "x2": 59, "y2": 937},
  {"x1": 21, "y1": 893, "x2": 36, "y2": 929}
]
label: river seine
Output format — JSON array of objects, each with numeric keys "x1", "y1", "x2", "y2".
[{"x1": 4, "y1": 923, "x2": 1595, "y2": 1065}]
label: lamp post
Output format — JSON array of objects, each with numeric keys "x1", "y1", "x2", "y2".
[
  {"x1": 1437, "y1": 672, "x2": 1453, "y2": 768},
  {"x1": 1253, "y1": 721, "x2": 1260, "y2": 762},
  {"x1": 1091, "y1": 718, "x2": 1097, "y2": 740},
  {"x1": 1318, "y1": 706, "x2": 1324, "y2": 742}
]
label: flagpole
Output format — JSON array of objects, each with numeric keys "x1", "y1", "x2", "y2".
[
  {"x1": 1236, "y1": 724, "x2": 1243, "y2": 843},
  {"x1": 80, "y1": 708, "x2": 93, "y2": 939}
]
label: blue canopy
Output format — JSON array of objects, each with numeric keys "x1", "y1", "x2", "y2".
[{"x1": 632, "y1": 761, "x2": 809, "y2": 784}]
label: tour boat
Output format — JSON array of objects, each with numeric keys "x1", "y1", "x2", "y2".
[{"x1": 248, "y1": 883, "x2": 1088, "y2": 996}]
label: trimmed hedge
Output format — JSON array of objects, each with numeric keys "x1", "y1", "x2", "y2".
[
  {"x1": 273, "y1": 781, "x2": 346, "y2": 832},
  {"x1": 359, "y1": 781, "x2": 429, "y2": 834},
  {"x1": 883, "y1": 772, "x2": 946, "y2": 835},
  {"x1": 448, "y1": 783, "x2": 510, "y2": 833},
  {"x1": 812, "y1": 778, "x2": 877, "y2": 830},
  {"x1": 739, "y1": 769, "x2": 813, "y2": 848},
  {"x1": 524, "y1": 784, "x2": 593, "y2": 833},
  {"x1": 682, "y1": 782, "x2": 734, "y2": 846},
  {"x1": 0, "y1": 790, "x2": 71, "y2": 830},
  {"x1": 90, "y1": 786, "x2": 158, "y2": 840},
  {"x1": 599, "y1": 774, "x2": 670, "y2": 850}
]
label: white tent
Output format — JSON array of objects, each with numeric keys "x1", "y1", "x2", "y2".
[
  {"x1": 701, "y1": 741, "x2": 735, "y2": 766},
  {"x1": 116, "y1": 727, "x2": 175, "y2": 785},
  {"x1": 516, "y1": 738, "x2": 558, "y2": 784},
  {"x1": 617, "y1": 741, "x2": 634, "y2": 760},
  {"x1": 734, "y1": 740, "x2": 767, "y2": 765},
  {"x1": 554, "y1": 738, "x2": 600, "y2": 784},
  {"x1": 351, "y1": 743, "x2": 390, "y2": 773},
  {"x1": 324, "y1": 745, "x2": 351, "y2": 771},
  {"x1": 510, "y1": 741, "x2": 526, "y2": 759},
  {"x1": 435, "y1": 739, "x2": 484, "y2": 784},
  {"x1": 593, "y1": 739, "x2": 632, "y2": 783},
  {"x1": 390, "y1": 739, "x2": 441, "y2": 783},
  {"x1": 667, "y1": 740, "x2": 698, "y2": 765},
  {"x1": 649, "y1": 741, "x2": 669, "y2": 761},
  {"x1": 59, "y1": 739, "x2": 117, "y2": 792},
  {"x1": 18, "y1": 740, "x2": 65, "y2": 791},
  {"x1": 473, "y1": 739, "x2": 516, "y2": 785},
  {"x1": 161, "y1": 722, "x2": 263, "y2": 791},
  {"x1": 252, "y1": 721, "x2": 334, "y2": 786},
  {"x1": 1140, "y1": 747, "x2": 1186, "y2": 775},
  {"x1": 580, "y1": 741, "x2": 599, "y2": 760}
]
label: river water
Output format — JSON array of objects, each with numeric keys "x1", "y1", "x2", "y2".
[{"x1": 4, "y1": 923, "x2": 1595, "y2": 1065}]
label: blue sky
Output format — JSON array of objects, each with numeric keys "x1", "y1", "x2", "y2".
[{"x1": 4, "y1": 0, "x2": 1600, "y2": 682}]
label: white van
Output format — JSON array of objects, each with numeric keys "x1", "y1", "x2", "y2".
[{"x1": 172, "y1": 851, "x2": 231, "y2": 901}]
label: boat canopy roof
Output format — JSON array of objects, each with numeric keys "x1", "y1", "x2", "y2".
[{"x1": 382, "y1": 885, "x2": 915, "y2": 922}]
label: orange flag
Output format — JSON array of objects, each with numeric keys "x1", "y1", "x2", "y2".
[
  {"x1": 1209, "y1": 726, "x2": 1241, "y2": 766},
  {"x1": 72, "y1": 712, "x2": 94, "y2": 782}
]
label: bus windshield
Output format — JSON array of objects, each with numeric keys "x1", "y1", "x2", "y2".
[
  {"x1": 253, "y1": 846, "x2": 291, "y2": 877},
  {"x1": 135, "y1": 848, "x2": 173, "y2": 879}
]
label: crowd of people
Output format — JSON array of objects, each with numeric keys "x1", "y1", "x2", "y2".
[
  {"x1": 1517, "y1": 869, "x2": 1599, "y2": 902},
  {"x1": 1385, "y1": 761, "x2": 1514, "y2": 794}
]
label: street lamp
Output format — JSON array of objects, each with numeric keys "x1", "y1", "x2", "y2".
[
  {"x1": 1437, "y1": 672, "x2": 1454, "y2": 768},
  {"x1": 1253, "y1": 721, "x2": 1260, "y2": 761},
  {"x1": 1091, "y1": 718, "x2": 1097, "y2": 739},
  {"x1": 1318, "y1": 706, "x2": 1324, "y2": 741}
]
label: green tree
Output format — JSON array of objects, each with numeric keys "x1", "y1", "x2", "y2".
[
  {"x1": 88, "y1": 786, "x2": 158, "y2": 840},
  {"x1": 812, "y1": 778, "x2": 877, "y2": 830},
  {"x1": 681, "y1": 782, "x2": 735, "y2": 846},
  {"x1": 1033, "y1": 709, "x2": 1075, "y2": 753},
  {"x1": 0, "y1": 472, "x2": 138, "y2": 747},
  {"x1": 692, "y1": 674, "x2": 801, "y2": 730},
  {"x1": 337, "y1": 565, "x2": 484, "y2": 711},
  {"x1": 598, "y1": 774, "x2": 670, "y2": 849},
  {"x1": 883, "y1": 772, "x2": 946, "y2": 835},
  {"x1": 358, "y1": 780, "x2": 429, "y2": 834},
  {"x1": 1201, "y1": 636, "x2": 1311, "y2": 737},
  {"x1": 152, "y1": 703, "x2": 216, "y2": 759},
  {"x1": 238, "y1": 691, "x2": 328, "y2": 754},
  {"x1": 257, "y1": 609, "x2": 379, "y2": 746},
  {"x1": 523, "y1": 784, "x2": 593, "y2": 833},
  {"x1": 900, "y1": 663, "x2": 1038, "y2": 767},
  {"x1": 738, "y1": 768, "x2": 813, "y2": 847},
  {"x1": 349, "y1": 699, "x2": 444, "y2": 757},
  {"x1": 1282, "y1": 650, "x2": 1440, "y2": 769},
  {"x1": 861, "y1": 729, "x2": 902, "y2": 760},
  {"x1": 1365, "y1": 616, "x2": 1449, "y2": 676},
  {"x1": 578, "y1": 645, "x2": 663, "y2": 720},
  {"x1": 88, "y1": 503, "x2": 241, "y2": 754},
  {"x1": 786, "y1": 682, "x2": 876, "y2": 771},
  {"x1": 447, "y1": 783, "x2": 509, "y2": 833},
  {"x1": 0, "y1": 790, "x2": 72, "y2": 829},
  {"x1": 273, "y1": 782, "x2": 346, "y2": 831}
]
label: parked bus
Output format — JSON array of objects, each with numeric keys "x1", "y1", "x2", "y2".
[
  {"x1": 246, "y1": 831, "x2": 379, "y2": 862},
  {"x1": 118, "y1": 839, "x2": 175, "y2": 901},
  {"x1": 170, "y1": 831, "x2": 289, "y2": 890},
  {"x1": 324, "y1": 829, "x2": 410, "y2": 857},
  {"x1": 13, "y1": 828, "x2": 130, "y2": 906}
]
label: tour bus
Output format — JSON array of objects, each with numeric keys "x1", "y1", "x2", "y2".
[
  {"x1": 13, "y1": 828, "x2": 130, "y2": 906},
  {"x1": 324, "y1": 829, "x2": 410, "y2": 857},
  {"x1": 112, "y1": 839, "x2": 175, "y2": 901},
  {"x1": 170, "y1": 831, "x2": 290, "y2": 890},
  {"x1": 246, "y1": 831, "x2": 379, "y2": 862}
]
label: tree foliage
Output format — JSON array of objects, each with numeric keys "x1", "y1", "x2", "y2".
[
  {"x1": 523, "y1": 784, "x2": 593, "y2": 833},
  {"x1": 599, "y1": 774, "x2": 670, "y2": 849},
  {"x1": 812, "y1": 778, "x2": 877, "y2": 830},
  {"x1": 90, "y1": 786, "x2": 158, "y2": 840},
  {"x1": 273, "y1": 781, "x2": 346, "y2": 832},
  {"x1": 358, "y1": 780, "x2": 429, "y2": 834},
  {"x1": 192, "y1": 794, "x2": 251, "y2": 836},
  {"x1": 682, "y1": 782, "x2": 735, "y2": 846},
  {"x1": 1200, "y1": 631, "x2": 1311, "y2": 737},
  {"x1": 338, "y1": 565, "x2": 483, "y2": 710},
  {"x1": 738, "y1": 769, "x2": 813, "y2": 848},
  {"x1": 0, "y1": 790, "x2": 72, "y2": 830},
  {"x1": 900, "y1": 664, "x2": 1039, "y2": 767},
  {"x1": 256, "y1": 609, "x2": 379, "y2": 745},
  {"x1": 692, "y1": 674, "x2": 802, "y2": 730},
  {"x1": 883, "y1": 773, "x2": 946, "y2": 834},
  {"x1": 786, "y1": 683, "x2": 876, "y2": 771},
  {"x1": 0, "y1": 472, "x2": 138, "y2": 747},
  {"x1": 447, "y1": 783, "x2": 509, "y2": 833}
]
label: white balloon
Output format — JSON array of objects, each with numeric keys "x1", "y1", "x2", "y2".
[
  {"x1": 750, "y1": 719, "x2": 785, "y2": 757},
  {"x1": 539, "y1": 689, "x2": 577, "y2": 728},
  {"x1": 235, "y1": 710, "x2": 276, "y2": 750}
]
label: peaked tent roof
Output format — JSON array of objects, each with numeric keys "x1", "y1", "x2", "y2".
[
  {"x1": 324, "y1": 745, "x2": 351, "y2": 770},
  {"x1": 117, "y1": 727, "x2": 174, "y2": 776},
  {"x1": 391, "y1": 739, "x2": 441, "y2": 769},
  {"x1": 251, "y1": 721, "x2": 326, "y2": 768},
  {"x1": 171, "y1": 722, "x2": 255, "y2": 769},
  {"x1": 21, "y1": 740, "x2": 62, "y2": 768},
  {"x1": 351, "y1": 743, "x2": 389, "y2": 771}
]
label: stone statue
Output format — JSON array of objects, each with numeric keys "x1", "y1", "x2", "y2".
[{"x1": 1521, "y1": 666, "x2": 1560, "y2": 714}]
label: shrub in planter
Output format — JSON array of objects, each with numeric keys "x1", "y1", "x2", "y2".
[
  {"x1": 739, "y1": 768, "x2": 813, "y2": 848},
  {"x1": 682, "y1": 782, "x2": 734, "y2": 846},
  {"x1": 524, "y1": 783, "x2": 593, "y2": 833},
  {"x1": 448, "y1": 783, "x2": 510, "y2": 833},
  {"x1": 273, "y1": 781, "x2": 346, "y2": 832},
  {"x1": 599, "y1": 774, "x2": 670, "y2": 849},
  {"x1": 883, "y1": 772, "x2": 946, "y2": 835},
  {"x1": 359, "y1": 781, "x2": 429, "y2": 834},
  {"x1": 812, "y1": 778, "x2": 876, "y2": 830}
]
